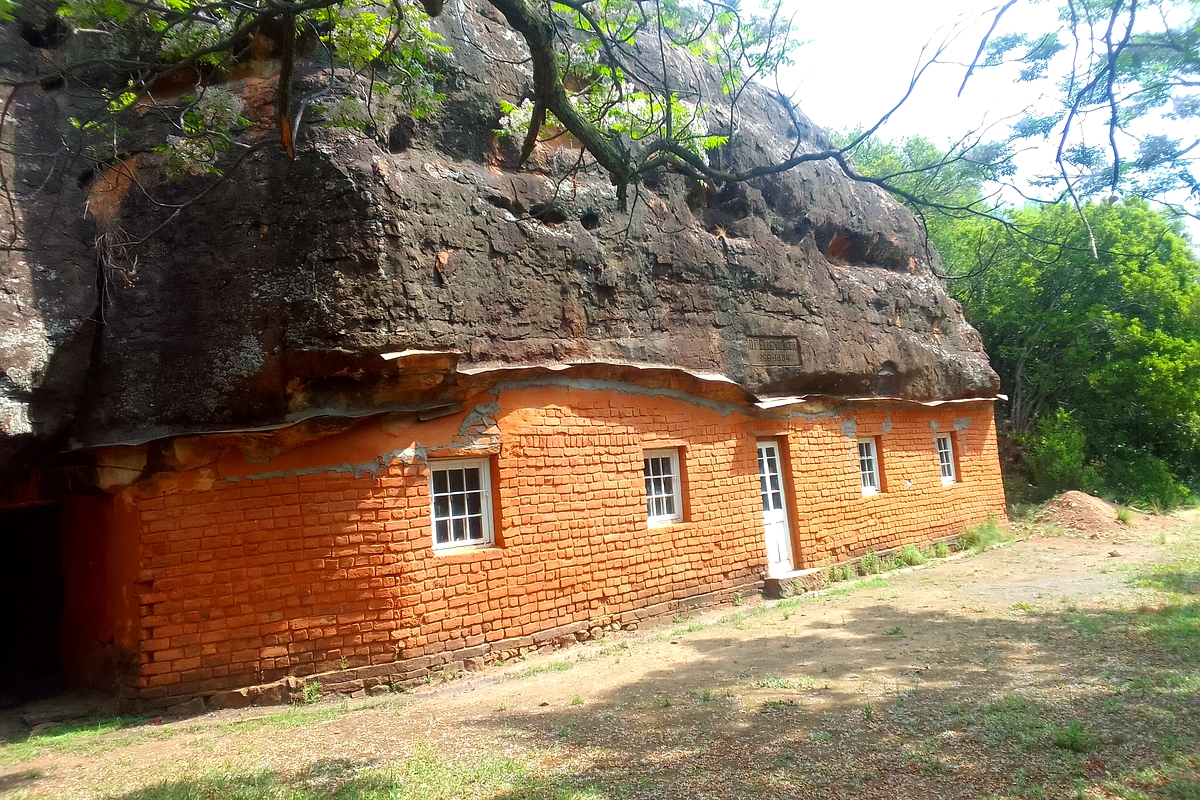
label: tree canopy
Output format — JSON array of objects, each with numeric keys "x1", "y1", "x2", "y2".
[
  {"x1": 850, "y1": 132, "x2": 1200, "y2": 508},
  {"x1": 983, "y1": 0, "x2": 1200, "y2": 222}
]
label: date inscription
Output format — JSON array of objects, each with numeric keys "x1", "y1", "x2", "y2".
[{"x1": 747, "y1": 336, "x2": 801, "y2": 367}]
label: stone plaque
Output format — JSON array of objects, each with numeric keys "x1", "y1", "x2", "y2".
[{"x1": 747, "y1": 336, "x2": 801, "y2": 367}]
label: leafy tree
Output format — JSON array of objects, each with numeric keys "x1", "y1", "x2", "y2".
[
  {"x1": 973, "y1": 0, "x2": 1200, "y2": 224},
  {"x1": 3, "y1": 0, "x2": 833, "y2": 208},
  {"x1": 849, "y1": 132, "x2": 1200, "y2": 506},
  {"x1": 1022, "y1": 408, "x2": 1101, "y2": 494},
  {"x1": 964, "y1": 201, "x2": 1200, "y2": 505}
]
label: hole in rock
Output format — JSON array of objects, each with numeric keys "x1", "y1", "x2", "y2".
[
  {"x1": 485, "y1": 195, "x2": 523, "y2": 214},
  {"x1": 20, "y1": 18, "x2": 70, "y2": 49},
  {"x1": 387, "y1": 117, "x2": 416, "y2": 154},
  {"x1": 529, "y1": 203, "x2": 568, "y2": 225}
]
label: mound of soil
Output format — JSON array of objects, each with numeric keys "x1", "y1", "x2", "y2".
[{"x1": 1036, "y1": 490, "x2": 1128, "y2": 535}]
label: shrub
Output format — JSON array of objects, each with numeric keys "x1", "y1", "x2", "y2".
[
  {"x1": 1022, "y1": 409, "x2": 1101, "y2": 494},
  {"x1": 859, "y1": 551, "x2": 881, "y2": 574},
  {"x1": 1104, "y1": 450, "x2": 1191, "y2": 511},
  {"x1": 899, "y1": 545, "x2": 927, "y2": 566},
  {"x1": 956, "y1": 528, "x2": 982, "y2": 551},
  {"x1": 957, "y1": 515, "x2": 1011, "y2": 554},
  {"x1": 933, "y1": 541, "x2": 951, "y2": 558}
]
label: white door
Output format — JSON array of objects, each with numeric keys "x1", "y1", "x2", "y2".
[{"x1": 757, "y1": 441, "x2": 794, "y2": 576}]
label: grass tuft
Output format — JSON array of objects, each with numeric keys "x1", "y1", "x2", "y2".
[
  {"x1": 956, "y1": 514, "x2": 1012, "y2": 554},
  {"x1": 753, "y1": 675, "x2": 812, "y2": 690},
  {"x1": 509, "y1": 660, "x2": 573, "y2": 680},
  {"x1": 899, "y1": 544, "x2": 927, "y2": 566},
  {"x1": 1050, "y1": 720, "x2": 1096, "y2": 753}
]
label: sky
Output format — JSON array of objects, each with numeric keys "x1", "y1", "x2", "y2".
[
  {"x1": 780, "y1": 0, "x2": 1061, "y2": 145},
  {"x1": 773, "y1": 0, "x2": 1198, "y2": 239}
]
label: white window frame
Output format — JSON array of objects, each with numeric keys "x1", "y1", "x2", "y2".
[
  {"x1": 858, "y1": 438, "x2": 881, "y2": 496},
  {"x1": 428, "y1": 458, "x2": 494, "y2": 551},
  {"x1": 644, "y1": 448, "x2": 683, "y2": 525},
  {"x1": 936, "y1": 434, "x2": 957, "y2": 485}
]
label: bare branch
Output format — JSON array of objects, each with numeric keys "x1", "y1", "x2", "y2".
[{"x1": 958, "y1": 0, "x2": 1019, "y2": 97}]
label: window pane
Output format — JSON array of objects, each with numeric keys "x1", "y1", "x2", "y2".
[
  {"x1": 661, "y1": 476, "x2": 673, "y2": 496},
  {"x1": 430, "y1": 460, "x2": 494, "y2": 549},
  {"x1": 464, "y1": 467, "x2": 481, "y2": 491},
  {"x1": 858, "y1": 440, "x2": 879, "y2": 492},
  {"x1": 663, "y1": 495, "x2": 675, "y2": 516}
]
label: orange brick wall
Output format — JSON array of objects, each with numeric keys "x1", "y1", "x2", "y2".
[
  {"x1": 784, "y1": 406, "x2": 1004, "y2": 565},
  {"x1": 117, "y1": 384, "x2": 1004, "y2": 708},
  {"x1": 60, "y1": 494, "x2": 140, "y2": 694}
]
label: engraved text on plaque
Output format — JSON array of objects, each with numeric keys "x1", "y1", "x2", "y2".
[{"x1": 747, "y1": 336, "x2": 801, "y2": 367}]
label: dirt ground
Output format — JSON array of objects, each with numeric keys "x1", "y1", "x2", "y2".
[{"x1": 2, "y1": 508, "x2": 1198, "y2": 800}]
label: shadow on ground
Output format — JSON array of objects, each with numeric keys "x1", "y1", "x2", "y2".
[{"x1": 93, "y1": 572, "x2": 1200, "y2": 800}]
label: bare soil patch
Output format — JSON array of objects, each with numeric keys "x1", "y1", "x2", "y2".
[
  {"x1": 1035, "y1": 490, "x2": 1129, "y2": 535},
  {"x1": 2, "y1": 516, "x2": 1198, "y2": 800},
  {"x1": 1033, "y1": 489, "x2": 1181, "y2": 538}
]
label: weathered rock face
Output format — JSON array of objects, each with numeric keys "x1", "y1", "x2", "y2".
[{"x1": 0, "y1": 1, "x2": 998, "y2": 486}]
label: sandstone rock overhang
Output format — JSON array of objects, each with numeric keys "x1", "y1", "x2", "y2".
[
  {"x1": 0, "y1": 354, "x2": 1003, "y2": 504},
  {"x1": 0, "y1": 3, "x2": 999, "y2": 491}
]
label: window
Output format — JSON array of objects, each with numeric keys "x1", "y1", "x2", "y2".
[
  {"x1": 429, "y1": 459, "x2": 494, "y2": 550},
  {"x1": 858, "y1": 438, "x2": 881, "y2": 496},
  {"x1": 936, "y1": 434, "x2": 957, "y2": 484},
  {"x1": 644, "y1": 449, "x2": 683, "y2": 524}
]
